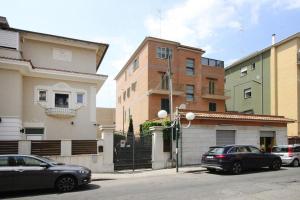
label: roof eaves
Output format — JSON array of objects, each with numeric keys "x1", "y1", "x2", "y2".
[{"x1": 225, "y1": 32, "x2": 300, "y2": 70}]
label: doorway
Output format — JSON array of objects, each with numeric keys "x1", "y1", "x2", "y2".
[{"x1": 260, "y1": 131, "x2": 276, "y2": 152}]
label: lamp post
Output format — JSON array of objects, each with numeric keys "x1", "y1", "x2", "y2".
[{"x1": 158, "y1": 108, "x2": 195, "y2": 172}]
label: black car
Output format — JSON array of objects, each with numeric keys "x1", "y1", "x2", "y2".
[
  {"x1": 0, "y1": 155, "x2": 91, "y2": 192},
  {"x1": 201, "y1": 145, "x2": 282, "y2": 174}
]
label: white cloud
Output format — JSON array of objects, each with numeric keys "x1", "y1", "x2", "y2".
[
  {"x1": 144, "y1": 0, "x2": 300, "y2": 53},
  {"x1": 94, "y1": 36, "x2": 136, "y2": 107}
]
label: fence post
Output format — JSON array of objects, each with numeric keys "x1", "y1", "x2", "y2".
[
  {"x1": 99, "y1": 125, "x2": 115, "y2": 172},
  {"x1": 18, "y1": 140, "x2": 31, "y2": 154},
  {"x1": 61, "y1": 140, "x2": 72, "y2": 156},
  {"x1": 150, "y1": 126, "x2": 165, "y2": 169}
]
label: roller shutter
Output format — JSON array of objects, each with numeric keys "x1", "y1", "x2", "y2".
[{"x1": 216, "y1": 130, "x2": 236, "y2": 145}]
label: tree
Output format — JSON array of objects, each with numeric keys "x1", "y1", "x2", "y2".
[{"x1": 127, "y1": 116, "x2": 134, "y2": 142}]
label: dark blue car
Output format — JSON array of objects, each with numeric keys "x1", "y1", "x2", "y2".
[{"x1": 201, "y1": 145, "x2": 282, "y2": 174}]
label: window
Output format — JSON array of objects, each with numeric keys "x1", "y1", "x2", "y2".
[
  {"x1": 156, "y1": 47, "x2": 172, "y2": 59},
  {"x1": 123, "y1": 91, "x2": 126, "y2": 101},
  {"x1": 186, "y1": 85, "x2": 194, "y2": 101},
  {"x1": 161, "y1": 98, "x2": 170, "y2": 114},
  {"x1": 236, "y1": 146, "x2": 251, "y2": 153},
  {"x1": 244, "y1": 88, "x2": 252, "y2": 99},
  {"x1": 25, "y1": 128, "x2": 44, "y2": 135},
  {"x1": 77, "y1": 93, "x2": 83, "y2": 104},
  {"x1": 133, "y1": 58, "x2": 139, "y2": 71},
  {"x1": 131, "y1": 82, "x2": 137, "y2": 91},
  {"x1": 0, "y1": 156, "x2": 9, "y2": 167},
  {"x1": 127, "y1": 88, "x2": 130, "y2": 98},
  {"x1": 240, "y1": 66, "x2": 248, "y2": 76},
  {"x1": 186, "y1": 58, "x2": 195, "y2": 76},
  {"x1": 39, "y1": 90, "x2": 47, "y2": 101},
  {"x1": 55, "y1": 93, "x2": 69, "y2": 108},
  {"x1": 251, "y1": 63, "x2": 256, "y2": 70},
  {"x1": 294, "y1": 147, "x2": 300, "y2": 152},
  {"x1": 23, "y1": 157, "x2": 43, "y2": 166},
  {"x1": 161, "y1": 73, "x2": 169, "y2": 90},
  {"x1": 201, "y1": 57, "x2": 209, "y2": 65},
  {"x1": 209, "y1": 102, "x2": 217, "y2": 111},
  {"x1": 209, "y1": 80, "x2": 215, "y2": 94},
  {"x1": 248, "y1": 146, "x2": 261, "y2": 153},
  {"x1": 118, "y1": 96, "x2": 121, "y2": 104}
]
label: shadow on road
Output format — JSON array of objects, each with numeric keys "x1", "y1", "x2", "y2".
[
  {"x1": 0, "y1": 184, "x2": 100, "y2": 199},
  {"x1": 185, "y1": 167, "x2": 289, "y2": 176}
]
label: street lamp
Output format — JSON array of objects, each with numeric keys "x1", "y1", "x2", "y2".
[{"x1": 158, "y1": 107, "x2": 195, "y2": 172}]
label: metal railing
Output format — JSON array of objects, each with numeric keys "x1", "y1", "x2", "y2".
[
  {"x1": 202, "y1": 87, "x2": 227, "y2": 96},
  {"x1": 201, "y1": 57, "x2": 224, "y2": 68}
]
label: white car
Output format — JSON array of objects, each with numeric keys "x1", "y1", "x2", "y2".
[{"x1": 272, "y1": 144, "x2": 300, "y2": 167}]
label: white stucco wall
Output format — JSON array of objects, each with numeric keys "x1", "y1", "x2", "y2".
[{"x1": 180, "y1": 125, "x2": 288, "y2": 166}]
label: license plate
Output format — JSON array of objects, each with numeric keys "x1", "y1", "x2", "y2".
[{"x1": 206, "y1": 156, "x2": 214, "y2": 159}]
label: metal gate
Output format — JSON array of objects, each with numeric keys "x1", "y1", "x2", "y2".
[{"x1": 113, "y1": 132, "x2": 152, "y2": 171}]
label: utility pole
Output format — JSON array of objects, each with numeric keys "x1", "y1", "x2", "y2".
[{"x1": 167, "y1": 53, "x2": 174, "y2": 160}]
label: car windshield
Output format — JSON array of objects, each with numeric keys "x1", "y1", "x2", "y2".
[
  {"x1": 208, "y1": 147, "x2": 225, "y2": 154},
  {"x1": 272, "y1": 147, "x2": 289, "y2": 153},
  {"x1": 34, "y1": 155, "x2": 59, "y2": 165}
]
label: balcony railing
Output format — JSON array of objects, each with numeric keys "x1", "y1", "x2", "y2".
[
  {"x1": 147, "y1": 84, "x2": 185, "y2": 96},
  {"x1": 201, "y1": 87, "x2": 230, "y2": 100},
  {"x1": 201, "y1": 57, "x2": 224, "y2": 68},
  {"x1": 46, "y1": 107, "x2": 76, "y2": 117}
]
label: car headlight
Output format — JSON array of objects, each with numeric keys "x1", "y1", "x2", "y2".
[{"x1": 78, "y1": 169, "x2": 89, "y2": 174}]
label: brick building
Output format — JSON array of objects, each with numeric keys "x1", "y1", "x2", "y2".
[{"x1": 115, "y1": 37, "x2": 227, "y2": 133}]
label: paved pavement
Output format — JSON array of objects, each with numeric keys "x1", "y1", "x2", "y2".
[
  {"x1": 91, "y1": 165, "x2": 206, "y2": 181},
  {"x1": 1, "y1": 166, "x2": 300, "y2": 200}
]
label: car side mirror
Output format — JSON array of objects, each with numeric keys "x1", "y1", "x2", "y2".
[{"x1": 40, "y1": 163, "x2": 49, "y2": 168}]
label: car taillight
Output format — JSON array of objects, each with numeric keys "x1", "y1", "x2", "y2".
[
  {"x1": 288, "y1": 147, "x2": 294, "y2": 157},
  {"x1": 215, "y1": 154, "x2": 226, "y2": 159}
]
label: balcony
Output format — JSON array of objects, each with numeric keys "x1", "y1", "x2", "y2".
[
  {"x1": 46, "y1": 108, "x2": 76, "y2": 118},
  {"x1": 201, "y1": 87, "x2": 230, "y2": 100},
  {"x1": 147, "y1": 84, "x2": 185, "y2": 96}
]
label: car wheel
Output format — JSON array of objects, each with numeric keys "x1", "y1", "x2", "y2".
[
  {"x1": 231, "y1": 162, "x2": 242, "y2": 175},
  {"x1": 55, "y1": 176, "x2": 77, "y2": 192},
  {"x1": 207, "y1": 168, "x2": 216, "y2": 173},
  {"x1": 270, "y1": 159, "x2": 281, "y2": 170},
  {"x1": 291, "y1": 159, "x2": 299, "y2": 167}
]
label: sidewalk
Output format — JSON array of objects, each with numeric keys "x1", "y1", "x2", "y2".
[{"x1": 92, "y1": 165, "x2": 206, "y2": 181}]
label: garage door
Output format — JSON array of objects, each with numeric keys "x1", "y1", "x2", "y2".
[{"x1": 216, "y1": 130, "x2": 236, "y2": 145}]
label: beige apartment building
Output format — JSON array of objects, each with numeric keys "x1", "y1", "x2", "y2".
[
  {"x1": 0, "y1": 17, "x2": 108, "y2": 140},
  {"x1": 115, "y1": 37, "x2": 227, "y2": 133}
]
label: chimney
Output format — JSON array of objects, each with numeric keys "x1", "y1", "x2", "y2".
[
  {"x1": 272, "y1": 34, "x2": 276, "y2": 45},
  {"x1": 0, "y1": 16, "x2": 10, "y2": 29}
]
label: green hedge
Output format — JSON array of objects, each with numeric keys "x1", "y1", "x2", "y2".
[{"x1": 140, "y1": 120, "x2": 179, "y2": 140}]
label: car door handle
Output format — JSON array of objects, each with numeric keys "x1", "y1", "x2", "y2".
[{"x1": 15, "y1": 169, "x2": 24, "y2": 172}]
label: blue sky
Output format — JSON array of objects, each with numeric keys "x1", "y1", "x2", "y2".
[{"x1": 2, "y1": 0, "x2": 300, "y2": 108}]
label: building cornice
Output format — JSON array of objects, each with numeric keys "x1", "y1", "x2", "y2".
[
  {"x1": 0, "y1": 56, "x2": 107, "y2": 90},
  {"x1": 114, "y1": 36, "x2": 205, "y2": 80},
  {"x1": 226, "y1": 32, "x2": 300, "y2": 70}
]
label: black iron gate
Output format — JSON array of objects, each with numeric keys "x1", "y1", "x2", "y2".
[{"x1": 113, "y1": 132, "x2": 152, "y2": 171}]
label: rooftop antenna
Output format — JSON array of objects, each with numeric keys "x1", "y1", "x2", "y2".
[{"x1": 157, "y1": 9, "x2": 162, "y2": 38}]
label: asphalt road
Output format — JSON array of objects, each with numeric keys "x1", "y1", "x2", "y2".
[{"x1": 1, "y1": 167, "x2": 300, "y2": 200}]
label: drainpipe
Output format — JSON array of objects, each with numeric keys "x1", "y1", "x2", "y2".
[{"x1": 261, "y1": 53, "x2": 264, "y2": 114}]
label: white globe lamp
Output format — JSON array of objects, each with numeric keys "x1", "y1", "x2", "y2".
[
  {"x1": 158, "y1": 110, "x2": 168, "y2": 119},
  {"x1": 185, "y1": 112, "x2": 195, "y2": 121}
]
